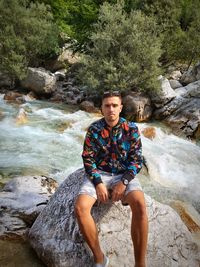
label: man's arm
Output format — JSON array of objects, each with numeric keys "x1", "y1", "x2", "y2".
[
  {"x1": 121, "y1": 124, "x2": 143, "y2": 183},
  {"x1": 82, "y1": 126, "x2": 109, "y2": 202},
  {"x1": 112, "y1": 124, "x2": 143, "y2": 202},
  {"x1": 82, "y1": 127, "x2": 103, "y2": 187}
]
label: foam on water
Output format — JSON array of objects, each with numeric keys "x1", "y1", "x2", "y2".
[
  {"x1": 0, "y1": 98, "x2": 200, "y2": 206},
  {"x1": 139, "y1": 124, "x2": 200, "y2": 203},
  {"x1": 0, "y1": 99, "x2": 99, "y2": 178}
]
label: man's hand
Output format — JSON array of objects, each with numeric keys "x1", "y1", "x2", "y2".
[
  {"x1": 96, "y1": 183, "x2": 109, "y2": 203},
  {"x1": 111, "y1": 182, "x2": 126, "y2": 202}
]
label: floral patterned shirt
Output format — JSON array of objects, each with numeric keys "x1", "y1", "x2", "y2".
[{"x1": 82, "y1": 117, "x2": 143, "y2": 186}]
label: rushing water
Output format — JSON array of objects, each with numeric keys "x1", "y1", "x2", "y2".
[{"x1": 0, "y1": 94, "x2": 200, "y2": 266}]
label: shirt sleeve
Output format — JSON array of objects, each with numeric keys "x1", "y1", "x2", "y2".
[
  {"x1": 82, "y1": 126, "x2": 102, "y2": 187},
  {"x1": 123, "y1": 125, "x2": 143, "y2": 182}
]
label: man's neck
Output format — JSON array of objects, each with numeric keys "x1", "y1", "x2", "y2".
[{"x1": 105, "y1": 118, "x2": 119, "y2": 128}]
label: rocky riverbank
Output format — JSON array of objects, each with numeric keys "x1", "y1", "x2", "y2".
[{"x1": 1, "y1": 61, "x2": 200, "y2": 140}]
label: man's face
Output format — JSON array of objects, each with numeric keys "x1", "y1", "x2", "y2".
[{"x1": 101, "y1": 96, "x2": 122, "y2": 125}]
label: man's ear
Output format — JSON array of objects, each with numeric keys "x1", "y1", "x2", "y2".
[{"x1": 120, "y1": 104, "x2": 123, "y2": 112}]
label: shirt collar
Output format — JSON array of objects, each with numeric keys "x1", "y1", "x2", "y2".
[{"x1": 103, "y1": 117, "x2": 124, "y2": 130}]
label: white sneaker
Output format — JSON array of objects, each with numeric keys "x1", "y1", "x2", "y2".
[{"x1": 94, "y1": 255, "x2": 109, "y2": 267}]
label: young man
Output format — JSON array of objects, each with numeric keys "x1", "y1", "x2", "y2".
[{"x1": 75, "y1": 91, "x2": 148, "y2": 267}]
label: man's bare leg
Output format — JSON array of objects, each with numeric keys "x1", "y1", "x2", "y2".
[
  {"x1": 75, "y1": 194, "x2": 104, "y2": 263},
  {"x1": 124, "y1": 191, "x2": 148, "y2": 267}
]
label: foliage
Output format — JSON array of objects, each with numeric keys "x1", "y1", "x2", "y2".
[
  {"x1": 0, "y1": 0, "x2": 59, "y2": 80},
  {"x1": 168, "y1": 0, "x2": 200, "y2": 67},
  {"x1": 78, "y1": 1, "x2": 162, "y2": 94},
  {"x1": 132, "y1": 0, "x2": 200, "y2": 67},
  {"x1": 34, "y1": 0, "x2": 142, "y2": 50},
  {"x1": 34, "y1": 0, "x2": 102, "y2": 50}
]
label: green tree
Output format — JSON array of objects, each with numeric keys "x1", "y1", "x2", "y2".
[
  {"x1": 0, "y1": 0, "x2": 59, "y2": 80},
  {"x1": 34, "y1": 0, "x2": 102, "y2": 49},
  {"x1": 133, "y1": 0, "x2": 200, "y2": 67},
  {"x1": 170, "y1": 0, "x2": 200, "y2": 67},
  {"x1": 78, "y1": 0, "x2": 161, "y2": 94},
  {"x1": 34, "y1": 0, "x2": 138, "y2": 50},
  {"x1": 168, "y1": 10, "x2": 200, "y2": 68}
]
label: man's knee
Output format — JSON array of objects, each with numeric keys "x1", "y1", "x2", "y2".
[
  {"x1": 74, "y1": 195, "x2": 94, "y2": 219},
  {"x1": 126, "y1": 191, "x2": 147, "y2": 219}
]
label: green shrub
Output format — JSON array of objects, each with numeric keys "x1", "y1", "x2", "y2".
[
  {"x1": 78, "y1": 0, "x2": 162, "y2": 94},
  {"x1": 0, "y1": 0, "x2": 59, "y2": 80}
]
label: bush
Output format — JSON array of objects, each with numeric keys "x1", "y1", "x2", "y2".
[
  {"x1": 136, "y1": 0, "x2": 200, "y2": 67},
  {"x1": 78, "y1": 0, "x2": 162, "y2": 94},
  {"x1": 166, "y1": 0, "x2": 200, "y2": 67},
  {"x1": 0, "y1": 0, "x2": 60, "y2": 80}
]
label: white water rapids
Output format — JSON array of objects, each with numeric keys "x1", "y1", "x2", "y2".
[{"x1": 0, "y1": 94, "x2": 200, "y2": 211}]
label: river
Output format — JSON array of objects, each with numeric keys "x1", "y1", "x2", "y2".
[{"x1": 0, "y1": 94, "x2": 200, "y2": 266}]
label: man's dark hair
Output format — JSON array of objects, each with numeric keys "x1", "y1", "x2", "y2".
[{"x1": 102, "y1": 91, "x2": 122, "y2": 102}]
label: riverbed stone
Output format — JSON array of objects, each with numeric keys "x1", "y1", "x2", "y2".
[
  {"x1": 28, "y1": 169, "x2": 200, "y2": 267},
  {"x1": 3, "y1": 91, "x2": 24, "y2": 103},
  {"x1": 141, "y1": 126, "x2": 156, "y2": 140},
  {"x1": 150, "y1": 76, "x2": 177, "y2": 108},
  {"x1": 21, "y1": 67, "x2": 57, "y2": 95},
  {"x1": 15, "y1": 108, "x2": 28, "y2": 125},
  {"x1": 153, "y1": 80, "x2": 200, "y2": 138},
  {"x1": 169, "y1": 70, "x2": 182, "y2": 80},
  {"x1": 79, "y1": 100, "x2": 99, "y2": 113},
  {"x1": 180, "y1": 62, "x2": 200, "y2": 85},
  {"x1": 122, "y1": 92, "x2": 152, "y2": 122},
  {"x1": 169, "y1": 79, "x2": 183, "y2": 89},
  {"x1": 0, "y1": 176, "x2": 58, "y2": 240}
]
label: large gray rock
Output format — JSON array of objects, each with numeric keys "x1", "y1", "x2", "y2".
[
  {"x1": 175, "y1": 80, "x2": 200, "y2": 98},
  {"x1": 150, "y1": 76, "x2": 177, "y2": 108},
  {"x1": 169, "y1": 70, "x2": 182, "y2": 80},
  {"x1": 169, "y1": 79, "x2": 183, "y2": 89},
  {"x1": 21, "y1": 68, "x2": 57, "y2": 94},
  {"x1": 122, "y1": 92, "x2": 152, "y2": 122},
  {"x1": 28, "y1": 169, "x2": 200, "y2": 267},
  {"x1": 79, "y1": 100, "x2": 99, "y2": 113},
  {"x1": 180, "y1": 62, "x2": 200, "y2": 85},
  {"x1": 154, "y1": 80, "x2": 200, "y2": 138},
  {"x1": 45, "y1": 48, "x2": 80, "y2": 72},
  {"x1": 0, "y1": 176, "x2": 58, "y2": 240}
]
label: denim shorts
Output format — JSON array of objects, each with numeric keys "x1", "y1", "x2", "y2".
[{"x1": 78, "y1": 171, "x2": 143, "y2": 201}]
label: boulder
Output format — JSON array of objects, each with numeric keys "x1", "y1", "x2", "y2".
[
  {"x1": 23, "y1": 91, "x2": 37, "y2": 102},
  {"x1": 28, "y1": 169, "x2": 200, "y2": 267},
  {"x1": 21, "y1": 68, "x2": 57, "y2": 95},
  {"x1": 169, "y1": 79, "x2": 183, "y2": 89},
  {"x1": 0, "y1": 176, "x2": 58, "y2": 240},
  {"x1": 180, "y1": 62, "x2": 200, "y2": 85},
  {"x1": 169, "y1": 70, "x2": 182, "y2": 80},
  {"x1": 141, "y1": 127, "x2": 156, "y2": 140},
  {"x1": 150, "y1": 76, "x2": 177, "y2": 108},
  {"x1": 45, "y1": 49, "x2": 80, "y2": 72},
  {"x1": 79, "y1": 101, "x2": 99, "y2": 113},
  {"x1": 122, "y1": 92, "x2": 152, "y2": 122},
  {"x1": 153, "y1": 80, "x2": 200, "y2": 138},
  {"x1": 3, "y1": 91, "x2": 24, "y2": 103},
  {"x1": 15, "y1": 108, "x2": 28, "y2": 125}
]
